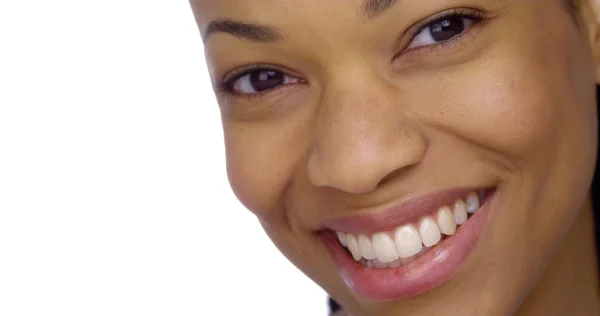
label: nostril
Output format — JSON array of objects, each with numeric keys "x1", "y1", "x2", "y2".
[{"x1": 378, "y1": 165, "x2": 417, "y2": 189}]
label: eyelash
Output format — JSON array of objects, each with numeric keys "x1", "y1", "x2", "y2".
[
  {"x1": 218, "y1": 8, "x2": 489, "y2": 99},
  {"x1": 216, "y1": 64, "x2": 298, "y2": 100},
  {"x1": 401, "y1": 8, "x2": 487, "y2": 56}
]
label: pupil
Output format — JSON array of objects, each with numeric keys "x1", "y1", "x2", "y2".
[
  {"x1": 430, "y1": 17, "x2": 465, "y2": 42},
  {"x1": 250, "y1": 70, "x2": 284, "y2": 92}
]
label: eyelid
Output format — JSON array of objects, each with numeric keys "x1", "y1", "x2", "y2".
[
  {"x1": 219, "y1": 64, "x2": 274, "y2": 88},
  {"x1": 404, "y1": 23, "x2": 479, "y2": 58},
  {"x1": 395, "y1": 8, "x2": 488, "y2": 57},
  {"x1": 217, "y1": 64, "x2": 304, "y2": 93},
  {"x1": 216, "y1": 65, "x2": 307, "y2": 102},
  {"x1": 409, "y1": 8, "x2": 487, "y2": 39},
  {"x1": 221, "y1": 63, "x2": 303, "y2": 84}
]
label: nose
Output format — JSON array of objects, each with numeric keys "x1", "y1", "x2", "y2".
[{"x1": 307, "y1": 76, "x2": 427, "y2": 195}]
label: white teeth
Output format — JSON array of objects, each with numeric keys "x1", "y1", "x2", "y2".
[
  {"x1": 372, "y1": 232, "x2": 400, "y2": 263},
  {"x1": 337, "y1": 190, "x2": 488, "y2": 266},
  {"x1": 418, "y1": 216, "x2": 442, "y2": 247},
  {"x1": 466, "y1": 192, "x2": 480, "y2": 214},
  {"x1": 336, "y1": 232, "x2": 347, "y2": 247},
  {"x1": 436, "y1": 205, "x2": 457, "y2": 235},
  {"x1": 453, "y1": 199, "x2": 468, "y2": 225},
  {"x1": 358, "y1": 234, "x2": 377, "y2": 260},
  {"x1": 346, "y1": 234, "x2": 362, "y2": 261},
  {"x1": 394, "y1": 224, "x2": 423, "y2": 259}
]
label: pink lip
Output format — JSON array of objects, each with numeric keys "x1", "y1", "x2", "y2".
[
  {"x1": 320, "y1": 189, "x2": 495, "y2": 301},
  {"x1": 322, "y1": 187, "x2": 487, "y2": 235}
]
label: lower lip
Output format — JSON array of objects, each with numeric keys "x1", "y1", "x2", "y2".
[{"x1": 321, "y1": 192, "x2": 495, "y2": 301}]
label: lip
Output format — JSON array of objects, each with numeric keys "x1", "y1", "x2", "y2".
[
  {"x1": 320, "y1": 189, "x2": 495, "y2": 301},
  {"x1": 322, "y1": 187, "x2": 488, "y2": 235}
]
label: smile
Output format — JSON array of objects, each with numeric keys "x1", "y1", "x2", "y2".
[
  {"x1": 336, "y1": 191, "x2": 485, "y2": 269},
  {"x1": 320, "y1": 187, "x2": 495, "y2": 300}
]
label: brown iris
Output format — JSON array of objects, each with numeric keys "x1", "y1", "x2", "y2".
[
  {"x1": 249, "y1": 70, "x2": 284, "y2": 92},
  {"x1": 430, "y1": 17, "x2": 466, "y2": 42}
]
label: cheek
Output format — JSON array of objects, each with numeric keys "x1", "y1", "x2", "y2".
[
  {"x1": 407, "y1": 8, "x2": 598, "y2": 268},
  {"x1": 420, "y1": 10, "x2": 597, "y2": 177},
  {"x1": 223, "y1": 117, "x2": 312, "y2": 220},
  {"x1": 225, "y1": 128, "x2": 286, "y2": 218},
  {"x1": 412, "y1": 59, "x2": 569, "y2": 174},
  {"x1": 455, "y1": 68, "x2": 565, "y2": 165},
  {"x1": 440, "y1": 7, "x2": 599, "y2": 286}
]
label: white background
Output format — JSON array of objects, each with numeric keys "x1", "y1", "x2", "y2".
[{"x1": 0, "y1": 1, "x2": 326, "y2": 315}]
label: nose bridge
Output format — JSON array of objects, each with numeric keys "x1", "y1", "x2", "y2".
[{"x1": 307, "y1": 72, "x2": 427, "y2": 194}]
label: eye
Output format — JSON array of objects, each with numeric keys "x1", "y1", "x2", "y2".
[
  {"x1": 407, "y1": 15, "x2": 476, "y2": 50},
  {"x1": 226, "y1": 69, "x2": 301, "y2": 95}
]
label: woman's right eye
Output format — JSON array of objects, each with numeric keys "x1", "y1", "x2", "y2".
[{"x1": 225, "y1": 69, "x2": 301, "y2": 95}]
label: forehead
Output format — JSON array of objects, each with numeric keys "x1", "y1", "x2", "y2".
[
  {"x1": 190, "y1": 0, "x2": 541, "y2": 36},
  {"x1": 191, "y1": 0, "x2": 401, "y2": 29}
]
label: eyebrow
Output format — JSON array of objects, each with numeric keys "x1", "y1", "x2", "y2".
[
  {"x1": 203, "y1": 19, "x2": 283, "y2": 42},
  {"x1": 203, "y1": 0, "x2": 400, "y2": 42},
  {"x1": 361, "y1": 0, "x2": 399, "y2": 19}
]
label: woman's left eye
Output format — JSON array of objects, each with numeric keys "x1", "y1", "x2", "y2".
[{"x1": 407, "y1": 15, "x2": 476, "y2": 50}]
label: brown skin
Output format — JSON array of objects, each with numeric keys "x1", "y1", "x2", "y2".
[{"x1": 192, "y1": 0, "x2": 600, "y2": 315}]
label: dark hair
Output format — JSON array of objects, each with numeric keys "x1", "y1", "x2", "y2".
[
  {"x1": 328, "y1": 85, "x2": 600, "y2": 315},
  {"x1": 592, "y1": 85, "x2": 600, "y2": 267}
]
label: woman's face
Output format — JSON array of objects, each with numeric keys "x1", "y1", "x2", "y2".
[{"x1": 193, "y1": 0, "x2": 600, "y2": 314}]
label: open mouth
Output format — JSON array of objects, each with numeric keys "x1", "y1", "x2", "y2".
[
  {"x1": 335, "y1": 190, "x2": 487, "y2": 269},
  {"x1": 320, "y1": 187, "x2": 495, "y2": 300}
]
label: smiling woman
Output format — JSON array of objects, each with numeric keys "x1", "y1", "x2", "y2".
[{"x1": 190, "y1": 0, "x2": 600, "y2": 315}]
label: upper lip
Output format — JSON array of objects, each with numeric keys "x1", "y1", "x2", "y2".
[{"x1": 320, "y1": 187, "x2": 489, "y2": 235}]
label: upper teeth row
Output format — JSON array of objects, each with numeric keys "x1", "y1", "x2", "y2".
[{"x1": 336, "y1": 191, "x2": 483, "y2": 264}]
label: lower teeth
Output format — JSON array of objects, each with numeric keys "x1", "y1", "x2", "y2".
[{"x1": 359, "y1": 246, "x2": 431, "y2": 269}]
